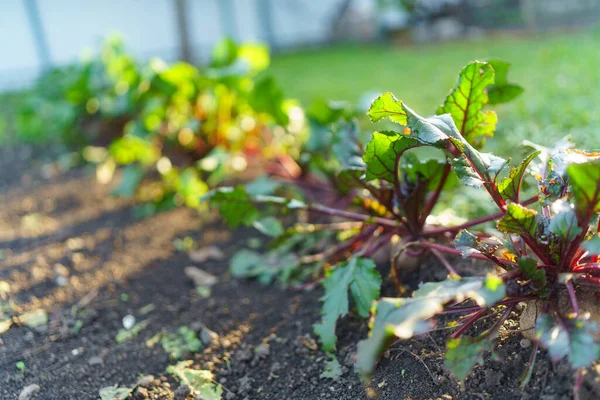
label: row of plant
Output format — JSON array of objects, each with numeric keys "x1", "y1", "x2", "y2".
[
  {"x1": 17, "y1": 36, "x2": 600, "y2": 394},
  {"x1": 17, "y1": 34, "x2": 310, "y2": 215},
  {"x1": 207, "y1": 59, "x2": 600, "y2": 392}
]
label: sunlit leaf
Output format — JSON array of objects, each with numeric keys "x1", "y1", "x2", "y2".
[
  {"x1": 363, "y1": 131, "x2": 419, "y2": 182},
  {"x1": 566, "y1": 160, "x2": 600, "y2": 222},
  {"x1": 497, "y1": 151, "x2": 540, "y2": 202},
  {"x1": 250, "y1": 76, "x2": 289, "y2": 125},
  {"x1": 497, "y1": 203, "x2": 540, "y2": 240},
  {"x1": 167, "y1": 360, "x2": 222, "y2": 400},
  {"x1": 314, "y1": 257, "x2": 381, "y2": 351},
  {"x1": 99, "y1": 385, "x2": 133, "y2": 400},
  {"x1": 437, "y1": 61, "x2": 497, "y2": 147},
  {"x1": 367, "y1": 92, "x2": 406, "y2": 124},
  {"x1": 211, "y1": 37, "x2": 238, "y2": 68},
  {"x1": 356, "y1": 275, "x2": 505, "y2": 379}
]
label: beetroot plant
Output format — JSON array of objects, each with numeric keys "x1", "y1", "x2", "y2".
[
  {"x1": 354, "y1": 116, "x2": 600, "y2": 388},
  {"x1": 207, "y1": 60, "x2": 525, "y2": 353}
]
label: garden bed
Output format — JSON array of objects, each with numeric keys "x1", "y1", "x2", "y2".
[{"x1": 0, "y1": 152, "x2": 597, "y2": 399}]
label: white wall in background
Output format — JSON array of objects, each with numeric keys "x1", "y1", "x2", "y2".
[
  {"x1": 0, "y1": 0, "x2": 40, "y2": 88},
  {"x1": 0, "y1": 0, "x2": 351, "y2": 91}
]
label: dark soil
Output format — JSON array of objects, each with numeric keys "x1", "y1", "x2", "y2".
[{"x1": 1, "y1": 151, "x2": 599, "y2": 399}]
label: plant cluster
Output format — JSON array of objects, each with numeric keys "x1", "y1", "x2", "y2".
[
  {"x1": 208, "y1": 58, "x2": 600, "y2": 391},
  {"x1": 18, "y1": 34, "x2": 305, "y2": 214}
]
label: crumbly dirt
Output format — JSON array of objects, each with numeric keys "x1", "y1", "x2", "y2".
[{"x1": 1, "y1": 150, "x2": 600, "y2": 399}]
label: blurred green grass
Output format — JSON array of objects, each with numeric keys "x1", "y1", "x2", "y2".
[{"x1": 270, "y1": 28, "x2": 600, "y2": 153}]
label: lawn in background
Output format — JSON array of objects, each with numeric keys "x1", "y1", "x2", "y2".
[{"x1": 270, "y1": 27, "x2": 600, "y2": 153}]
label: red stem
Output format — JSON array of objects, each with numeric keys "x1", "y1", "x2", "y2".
[
  {"x1": 429, "y1": 247, "x2": 461, "y2": 278},
  {"x1": 489, "y1": 303, "x2": 516, "y2": 337},
  {"x1": 309, "y1": 204, "x2": 401, "y2": 229},
  {"x1": 575, "y1": 276, "x2": 600, "y2": 287},
  {"x1": 565, "y1": 279, "x2": 579, "y2": 314},
  {"x1": 450, "y1": 309, "x2": 488, "y2": 338},
  {"x1": 417, "y1": 241, "x2": 514, "y2": 267},
  {"x1": 439, "y1": 306, "x2": 482, "y2": 315},
  {"x1": 419, "y1": 163, "x2": 452, "y2": 227},
  {"x1": 422, "y1": 195, "x2": 539, "y2": 236}
]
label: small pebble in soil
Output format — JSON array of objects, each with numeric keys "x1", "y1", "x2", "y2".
[
  {"x1": 122, "y1": 315, "x2": 136, "y2": 329},
  {"x1": 520, "y1": 338, "x2": 532, "y2": 348},
  {"x1": 88, "y1": 356, "x2": 103, "y2": 366}
]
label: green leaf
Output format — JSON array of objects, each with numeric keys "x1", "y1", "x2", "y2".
[
  {"x1": 250, "y1": 76, "x2": 289, "y2": 126},
  {"x1": 548, "y1": 200, "x2": 582, "y2": 242},
  {"x1": 497, "y1": 203, "x2": 539, "y2": 240},
  {"x1": 230, "y1": 249, "x2": 299, "y2": 284},
  {"x1": 320, "y1": 354, "x2": 343, "y2": 381},
  {"x1": 437, "y1": 61, "x2": 497, "y2": 146},
  {"x1": 401, "y1": 156, "x2": 447, "y2": 191},
  {"x1": 211, "y1": 37, "x2": 238, "y2": 68},
  {"x1": 356, "y1": 275, "x2": 505, "y2": 379},
  {"x1": 307, "y1": 98, "x2": 350, "y2": 125},
  {"x1": 208, "y1": 186, "x2": 259, "y2": 228},
  {"x1": 486, "y1": 59, "x2": 524, "y2": 105},
  {"x1": 583, "y1": 234, "x2": 600, "y2": 255},
  {"x1": 237, "y1": 42, "x2": 270, "y2": 73},
  {"x1": 252, "y1": 216, "x2": 284, "y2": 237},
  {"x1": 536, "y1": 314, "x2": 600, "y2": 369},
  {"x1": 99, "y1": 385, "x2": 133, "y2": 400},
  {"x1": 449, "y1": 157, "x2": 485, "y2": 188},
  {"x1": 161, "y1": 326, "x2": 202, "y2": 360},
  {"x1": 314, "y1": 257, "x2": 381, "y2": 351},
  {"x1": 497, "y1": 151, "x2": 540, "y2": 202},
  {"x1": 363, "y1": 131, "x2": 419, "y2": 182},
  {"x1": 518, "y1": 257, "x2": 546, "y2": 289},
  {"x1": 403, "y1": 108, "x2": 508, "y2": 188},
  {"x1": 445, "y1": 334, "x2": 493, "y2": 380},
  {"x1": 167, "y1": 360, "x2": 223, "y2": 400},
  {"x1": 20, "y1": 309, "x2": 48, "y2": 328},
  {"x1": 350, "y1": 258, "x2": 382, "y2": 318},
  {"x1": 566, "y1": 160, "x2": 600, "y2": 222},
  {"x1": 413, "y1": 274, "x2": 506, "y2": 306},
  {"x1": 116, "y1": 320, "x2": 149, "y2": 343},
  {"x1": 109, "y1": 135, "x2": 158, "y2": 165},
  {"x1": 403, "y1": 107, "x2": 451, "y2": 146},
  {"x1": 331, "y1": 120, "x2": 364, "y2": 169},
  {"x1": 176, "y1": 168, "x2": 209, "y2": 208},
  {"x1": 244, "y1": 175, "x2": 281, "y2": 196},
  {"x1": 453, "y1": 230, "x2": 498, "y2": 259},
  {"x1": 112, "y1": 165, "x2": 145, "y2": 197},
  {"x1": 367, "y1": 92, "x2": 406, "y2": 124}
]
